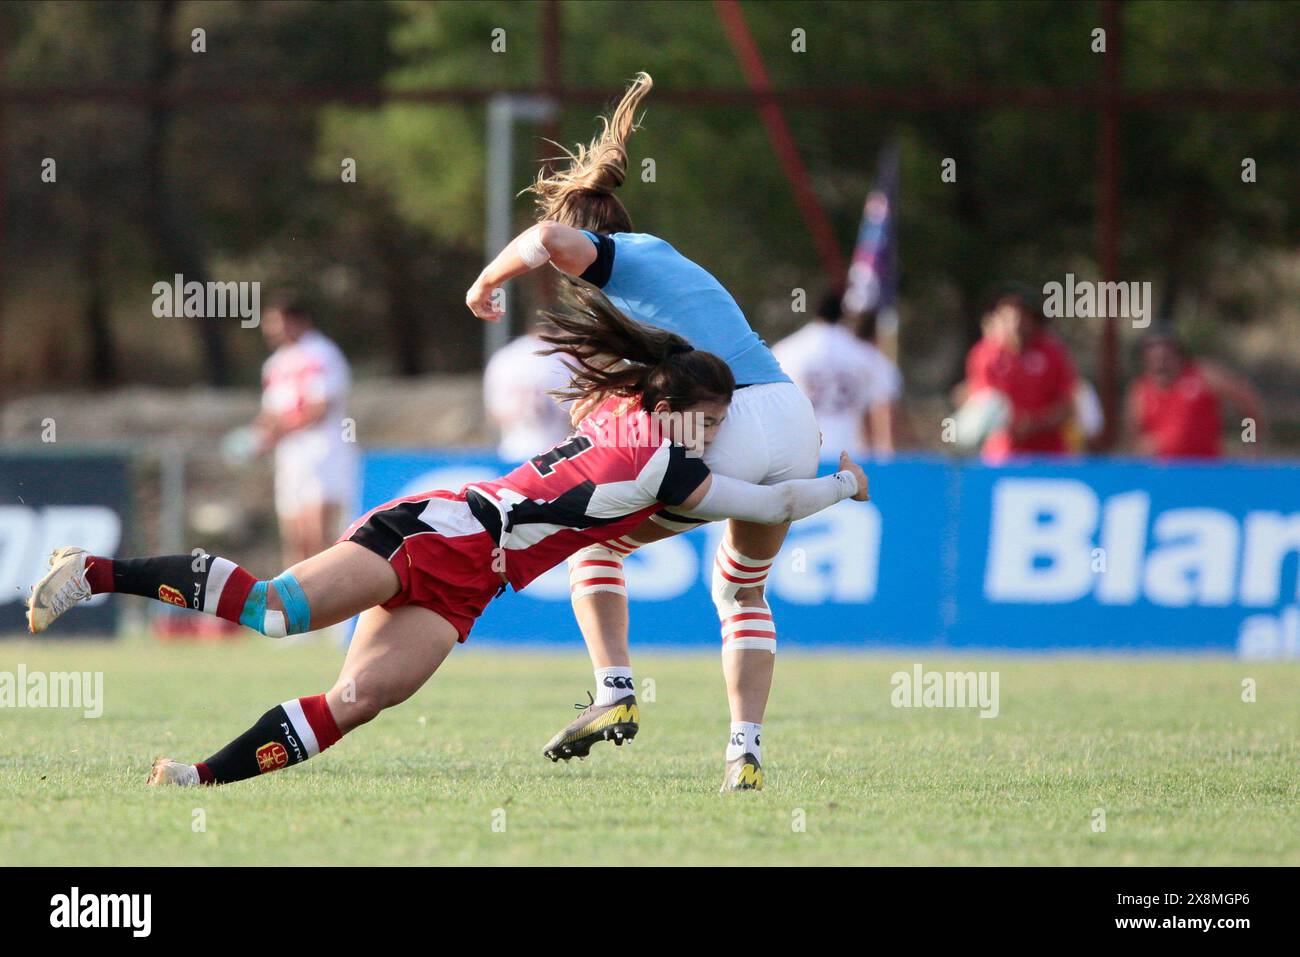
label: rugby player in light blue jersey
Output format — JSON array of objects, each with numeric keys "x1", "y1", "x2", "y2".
[{"x1": 468, "y1": 73, "x2": 831, "y2": 792}]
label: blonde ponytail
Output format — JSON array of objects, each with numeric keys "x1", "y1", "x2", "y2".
[{"x1": 528, "y1": 72, "x2": 653, "y2": 232}]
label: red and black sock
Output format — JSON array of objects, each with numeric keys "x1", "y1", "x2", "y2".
[
  {"x1": 85, "y1": 553, "x2": 255, "y2": 623},
  {"x1": 194, "y1": 694, "x2": 343, "y2": 785}
]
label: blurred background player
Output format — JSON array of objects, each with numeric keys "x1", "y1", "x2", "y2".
[
  {"x1": 959, "y1": 285, "x2": 1077, "y2": 462},
  {"x1": 1066, "y1": 378, "x2": 1106, "y2": 453},
  {"x1": 1126, "y1": 330, "x2": 1266, "y2": 460},
  {"x1": 254, "y1": 298, "x2": 356, "y2": 568},
  {"x1": 773, "y1": 289, "x2": 902, "y2": 459},
  {"x1": 483, "y1": 319, "x2": 574, "y2": 462}
]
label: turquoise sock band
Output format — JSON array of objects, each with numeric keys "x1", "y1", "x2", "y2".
[
  {"x1": 239, "y1": 581, "x2": 269, "y2": 632},
  {"x1": 271, "y1": 572, "x2": 311, "y2": 635}
]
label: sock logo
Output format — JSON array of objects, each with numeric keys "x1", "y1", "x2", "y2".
[
  {"x1": 255, "y1": 741, "x2": 288, "y2": 773},
  {"x1": 157, "y1": 584, "x2": 187, "y2": 607},
  {"x1": 603, "y1": 676, "x2": 634, "y2": 690},
  {"x1": 279, "y1": 721, "x2": 304, "y2": 763},
  {"x1": 730, "y1": 731, "x2": 745, "y2": 746}
]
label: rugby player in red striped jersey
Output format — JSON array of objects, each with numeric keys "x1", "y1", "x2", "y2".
[{"x1": 26, "y1": 281, "x2": 867, "y2": 788}]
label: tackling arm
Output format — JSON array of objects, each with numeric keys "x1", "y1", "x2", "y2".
[{"x1": 676, "y1": 453, "x2": 868, "y2": 524}]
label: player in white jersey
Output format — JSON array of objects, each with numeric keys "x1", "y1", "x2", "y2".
[
  {"x1": 773, "y1": 291, "x2": 902, "y2": 459},
  {"x1": 255, "y1": 299, "x2": 356, "y2": 567},
  {"x1": 483, "y1": 321, "x2": 573, "y2": 462}
]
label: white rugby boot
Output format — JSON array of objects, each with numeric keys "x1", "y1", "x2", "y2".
[
  {"x1": 26, "y1": 546, "x2": 94, "y2": 634},
  {"x1": 146, "y1": 757, "x2": 201, "y2": 787}
]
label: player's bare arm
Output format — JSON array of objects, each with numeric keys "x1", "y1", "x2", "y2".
[{"x1": 467, "y1": 222, "x2": 599, "y2": 320}]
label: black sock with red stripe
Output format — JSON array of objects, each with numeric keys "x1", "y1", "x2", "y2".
[
  {"x1": 194, "y1": 694, "x2": 343, "y2": 785},
  {"x1": 85, "y1": 553, "x2": 256, "y2": 621}
]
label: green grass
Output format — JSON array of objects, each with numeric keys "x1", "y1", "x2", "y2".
[{"x1": 1, "y1": 634, "x2": 1297, "y2": 865}]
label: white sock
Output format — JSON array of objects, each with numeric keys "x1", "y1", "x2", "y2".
[
  {"x1": 593, "y1": 666, "x2": 634, "y2": 706},
  {"x1": 726, "y1": 721, "x2": 762, "y2": 762}
]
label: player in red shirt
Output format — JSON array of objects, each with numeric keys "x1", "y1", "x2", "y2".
[
  {"x1": 964, "y1": 287, "x2": 1077, "y2": 462},
  {"x1": 25, "y1": 281, "x2": 868, "y2": 788},
  {"x1": 1126, "y1": 332, "x2": 1264, "y2": 460}
]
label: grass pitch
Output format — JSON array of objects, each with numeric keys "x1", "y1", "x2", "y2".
[{"x1": 1, "y1": 633, "x2": 1297, "y2": 866}]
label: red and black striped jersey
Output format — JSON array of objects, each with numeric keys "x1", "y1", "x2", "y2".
[{"x1": 464, "y1": 395, "x2": 710, "y2": 590}]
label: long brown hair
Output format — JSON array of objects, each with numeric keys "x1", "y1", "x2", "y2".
[
  {"x1": 539, "y1": 278, "x2": 734, "y2": 413},
  {"x1": 527, "y1": 72, "x2": 653, "y2": 233}
]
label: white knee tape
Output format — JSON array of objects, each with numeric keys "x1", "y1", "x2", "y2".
[
  {"x1": 262, "y1": 609, "x2": 288, "y2": 639},
  {"x1": 568, "y1": 545, "x2": 627, "y2": 600},
  {"x1": 719, "y1": 603, "x2": 777, "y2": 654},
  {"x1": 711, "y1": 540, "x2": 773, "y2": 605},
  {"x1": 712, "y1": 542, "x2": 776, "y2": 654}
]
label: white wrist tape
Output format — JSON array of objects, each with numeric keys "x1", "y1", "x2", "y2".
[
  {"x1": 832, "y1": 469, "x2": 859, "y2": 500},
  {"x1": 515, "y1": 225, "x2": 551, "y2": 268}
]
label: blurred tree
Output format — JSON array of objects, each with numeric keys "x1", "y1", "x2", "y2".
[{"x1": 1, "y1": 0, "x2": 1297, "y2": 400}]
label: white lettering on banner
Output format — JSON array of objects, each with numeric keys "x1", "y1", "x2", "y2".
[
  {"x1": 1143, "y1": 508, "x2": 1237, "y2": 607},
  {"x1": 986, "y1": 479, "x2": 1098, "y2": 602},
  {"x1": 1094, "y1": 490, "x2": 1147, "y2": 604},
  {"x1": 1240, "y1": 512, "x2": 1300, "y2": 606},
  {"x1": 986, "y1": 478, "x2": 1300, "y2": 611},
  {"x1": 1239, "y1": 606, "x2": 1300, "y2": 659},
  {"x1": 0, "y1": 506, "x2": 121, "y2": 606},
  {"x1": 626, "y1": 538, "x2": 697, "y2": 599},
  {"x1": 745, "y1": 503, "x2": 880, "y2": 604}
]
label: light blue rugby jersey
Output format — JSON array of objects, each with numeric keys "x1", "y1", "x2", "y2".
[{"x1": 578, "y1": 231, "x2": 789, "y2": 386}]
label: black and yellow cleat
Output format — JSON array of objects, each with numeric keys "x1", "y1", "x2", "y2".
[
  {"x1": 720, "y1": 753, "x2": 764, "y2": 792},
  {"x1": 543, "y1": 692, "x2": 639, "y2": 762}
]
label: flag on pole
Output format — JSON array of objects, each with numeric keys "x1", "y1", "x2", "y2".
[{"x1": 842, "y1": 142, "x2": 900, "y2": 350}]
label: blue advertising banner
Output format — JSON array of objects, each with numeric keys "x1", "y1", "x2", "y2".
[
  {"x1": 359, "y1": 451, "x2": 1300, "y2": 656},
  {"x1": 0, "y1": 451, "x2": 129, "y2": 637}
]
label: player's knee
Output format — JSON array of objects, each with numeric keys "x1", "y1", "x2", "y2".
[
  {"x1": 711, "y1": 542, "x2": 777, "y2": 654},
  {"x1": 568, "y1": 545, "x2": 626, "y2": 602},
  {"x1": 331, "y1": 674, "x2": 389, "y2": 726},
  {"x1": 241, "y1": 572, "x2": 312, "y2": 638},
  {"x1": 710, "y1": 540, "x2": 773, "y2": 612}
]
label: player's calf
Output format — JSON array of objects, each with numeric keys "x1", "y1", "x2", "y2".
[
  {"x1": 29, "y1": 547, "x2": 313, "y2": 638},
  {"x1": 147, "y1": 693, "x2": 343, "y2": 786},
  {"x1": 712, "y1": 540, "x2": 775, "y2": 789},
  {"x1": 543, "y1": 545, "x2": 642, "y2": 761}
]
